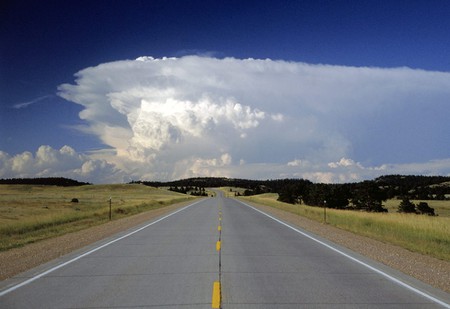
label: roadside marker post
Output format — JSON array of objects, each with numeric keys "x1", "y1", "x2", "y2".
[{"x1": 109, "y1": 197, "x2": 112, "y2": 221}]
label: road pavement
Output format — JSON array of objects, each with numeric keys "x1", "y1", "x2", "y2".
[
  {"x1": 221, "y1": 198, "x2": 450, "y2": 308},
  {"x1": 1, "y1": 194, "x2": 449, "y2": 308}
]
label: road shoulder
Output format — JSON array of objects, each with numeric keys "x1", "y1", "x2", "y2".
[{"x1": 241, "y1": 199, "x2": 450, "y2": 294}]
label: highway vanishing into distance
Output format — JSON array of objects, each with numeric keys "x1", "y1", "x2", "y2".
[{"x1": 1, "y1": 193, "x2": 449, "y2": 308}]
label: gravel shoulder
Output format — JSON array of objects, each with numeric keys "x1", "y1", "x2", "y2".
[{"x1": 1, "y1": 198, "x2": 449, "y2": 294}]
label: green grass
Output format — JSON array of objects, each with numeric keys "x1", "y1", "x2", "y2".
[
  {"x1": 0, "y1": 184, "x2": 196, "y2": 251},
  {"x1": 240, "y1": 193, "x2": 450, "y2": 261}
]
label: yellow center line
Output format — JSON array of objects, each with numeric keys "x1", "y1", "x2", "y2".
[
  {"x1": 212, "y1": 281, "x2": 221, "y2": 308},
  {"x1": 212, "y1": 204, "x2": 222, "y2": 308},
  {"x1": 216, "y1": 240, "x2": 221, "y2": 251}
]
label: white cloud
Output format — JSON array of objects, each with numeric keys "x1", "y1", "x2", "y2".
[
  {"x1": 1, "y1": 147, "x2": 449, "y2": 184},
  {"x1": 287, "y1": 159, "x2": 309, "y2": 167},
  {"x1": 6, "y1": 55, "x2": 447, "y2": 183},
  {"x1": 328, "y1": 158, "x2": 359, "y2": 168},
  {"x1": 129, "y1": 97, "x2": 265, "y2": 152},
  {"x1": 0, "y1": 146, "x2": 120, "y2": 183}
]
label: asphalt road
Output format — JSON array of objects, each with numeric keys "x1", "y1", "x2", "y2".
[{"x1": 1, "y1": 194, "x2": 449, "y2": 308}]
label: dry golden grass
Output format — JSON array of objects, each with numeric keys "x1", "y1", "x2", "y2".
[
  {"x1": 384, "y1": 198, "x2": 450, "y2": 217},
  {"x1": 240, "y1": 193, "x2": 450, "y2": 261},
  {"x1": 217, "y1": 187, "x2": 247, "y2": 197},
  {"x1": 0, "y1": 184, "x2": 196, "y2": 251}
]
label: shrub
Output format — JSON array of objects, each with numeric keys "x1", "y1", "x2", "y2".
[
  {"x1": 398, "y1": 198, "x2": 416, "y2": 213},
  {"x1": 417, "y1": 202, "x2": 435, "y2": 216}
]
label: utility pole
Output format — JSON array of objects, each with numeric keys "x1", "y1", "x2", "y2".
[{"x1": 109, "y1": 197, "x2": 112, "y2": 221}]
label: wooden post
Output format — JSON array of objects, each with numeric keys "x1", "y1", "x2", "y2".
[{"x1": 109, "y1": 197, "x2": 112, "y2": 221}]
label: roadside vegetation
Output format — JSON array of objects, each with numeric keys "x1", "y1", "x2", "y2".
[
  {"x1": 238, "y1": 192, "x2": 450, "y2": 261},
  {"x1": 0, "y1": 184, "x2": 196, "y2": 251},
  {"x1": 2, "y1": 175, "x2": 449, "y2": 261}
]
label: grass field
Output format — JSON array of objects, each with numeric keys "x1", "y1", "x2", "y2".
[
  {"x1": 0, "y1": 184, "x2": 196, "y2": 251},
  {"x1": 383, "y1": 198, "x2": 450, "y2": 217},
  {"x1": 239, "y1": 192, "x2": 450, "y2": 261}
]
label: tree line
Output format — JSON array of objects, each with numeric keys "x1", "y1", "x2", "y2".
[
  {"x1": 168, "y1": 186, "x2": 208, "y2": 196},
  {"x1": 136, "y1": 175, "x2": 450, "y2": 214},
  {"x1": 0, "y1": 177, "x2": 90, "y2": 186}
]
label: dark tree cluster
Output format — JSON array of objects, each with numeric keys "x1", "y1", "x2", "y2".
[
  {"x1": 375, "y1": 175, "x2": 450, "y2": 200},
  {"x1": 133, "y1": 177, "x2": 234, "y2": 188},
  {"x1": 277, "y1": 180, "x2": 388, "y2": 212},
  {"x1": 168, "y1": 186, "x2": 208, "y2": 196},
  {"x1": 135, "y1": 177, "x2": 306, "y2": 196},
  {"x1": 136, "y1": 177, "x2": 262, "y2": 192},
  {"x1": 0, "y1": 177, "x2": 90, "y2": 186},
  {"x1": 398, "y1": 198, "x2": 435, "y2": 216}
]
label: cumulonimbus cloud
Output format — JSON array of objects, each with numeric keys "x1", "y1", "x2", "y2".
[{"x1": 11, "y1": 55, "x2": 448, "y2": 182}]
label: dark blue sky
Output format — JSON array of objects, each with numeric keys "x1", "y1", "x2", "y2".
[
  {"x1": 2, "y1": 1, "x2": 450, "y2": 106},
  {"x1": 1, "y1": 0, "x2": 449, "y2": 183}
]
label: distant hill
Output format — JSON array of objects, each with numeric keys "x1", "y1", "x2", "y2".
[
  {"x1": 134, "y1": 177, "x2": 312, "y2": 194},
  {"x1": 374, "y1": 175, "x2": 450, "y2": 187},
  {"x1": 0, "y1": 177, "x2": 91, "y2": 186},
  {"x1": 137, "y1": 175, "x2": 450, "y2": 191}
]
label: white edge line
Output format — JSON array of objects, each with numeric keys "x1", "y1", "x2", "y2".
[
  {"x1": 237, "y1": 200, "x2": 450, "y2": 309},
  {"x1": 0, "y1": 199, "x2": 203, "y2": 297}
]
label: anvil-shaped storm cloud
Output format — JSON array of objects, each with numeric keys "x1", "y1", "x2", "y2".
[{"x1": 2, "y1": 56, "x2": 449, "y2": 183}]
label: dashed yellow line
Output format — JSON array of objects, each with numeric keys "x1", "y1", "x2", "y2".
[
  {"x1": 212, "y1": 281, "x2": 221, "y2": 308},
  {"x1": 212, "y1": 205, "x2": 222, "y2": 308}
]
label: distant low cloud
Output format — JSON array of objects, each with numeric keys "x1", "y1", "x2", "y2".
[
  {"x1": 6, "y1": 55, "x2": 449, "y2": 183},
  {"x1": 1, "y1": 149, "x2": 449, "y2": 184},
  {"x1": 0, "y1": 146, "x2": 120, "y2": 183}
]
